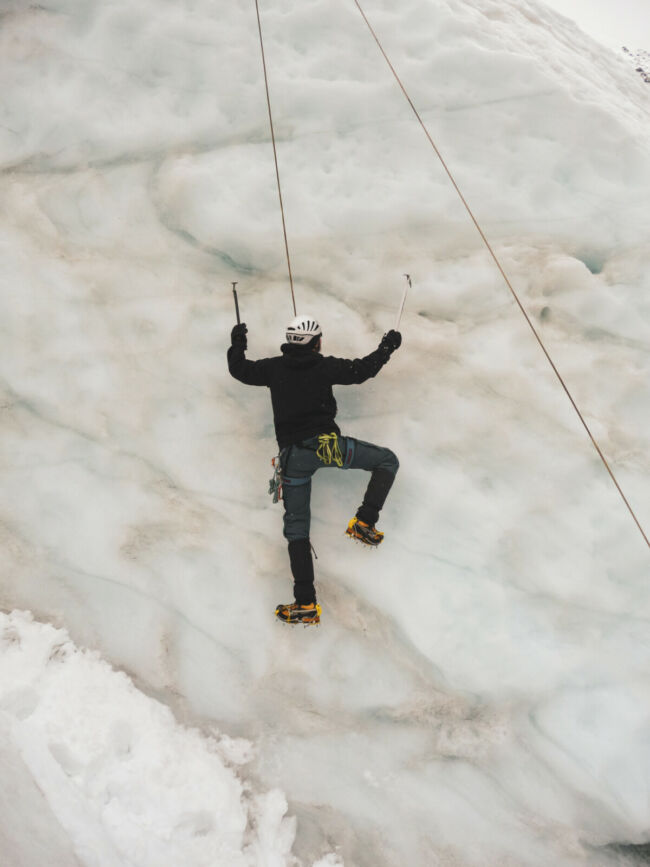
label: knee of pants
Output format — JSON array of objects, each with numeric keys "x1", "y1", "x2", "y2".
[
  {"x1": 282, "y1": 477, "x2": 312, "y2": 541},
  {"x1": 379, "y1": 449, "x2": 399, "y2": 475},
  {"x1": 283, "y1": 508, "x2": 311, "y2": 542},
  {"x1": 284, "y1": 525, "x2": 310, "y2": 542}
]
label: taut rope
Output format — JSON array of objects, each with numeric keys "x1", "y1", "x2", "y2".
[
  {"x1": 254, "y1": 0, "x2": 297, "y2": 315},
  {"x1": 352, "y1": 0, "x2": 649, "y2": 551}
]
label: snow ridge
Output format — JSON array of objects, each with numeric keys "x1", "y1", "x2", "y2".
[{"x1": 0, "y1": 610, "x2": 340, "y2": 867}]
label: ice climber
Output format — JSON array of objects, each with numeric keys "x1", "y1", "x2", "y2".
[{"x1": 228, "y1": 314, "x2": 401, "y2": 625}]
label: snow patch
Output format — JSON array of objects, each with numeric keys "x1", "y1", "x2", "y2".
[{"x1": 0, "y1": 610, "x2": 338, "y2": 867}]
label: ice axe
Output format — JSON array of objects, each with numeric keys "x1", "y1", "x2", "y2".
[
  {"x1": 395, "y1": 273, "x2": 411, "y2": 330},
  {"x1": 232, "y1": 281, "x2": 241, "y2": 324}
]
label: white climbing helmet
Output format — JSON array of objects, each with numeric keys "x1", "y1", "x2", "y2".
[{"x1": 286, "y1": 314, "x2": 322, "y2": 345}]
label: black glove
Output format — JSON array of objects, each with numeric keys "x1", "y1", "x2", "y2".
[
  {"x1": 231, "y1": 322, "x2": 248, "y2": 350},
  {"x1": 379, "y1": 329, "x2": 402, "y2": 357}
]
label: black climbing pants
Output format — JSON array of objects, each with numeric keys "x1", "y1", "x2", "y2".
[{"x1": 281, "y1": 435, "x2": 398, "y2": 603}]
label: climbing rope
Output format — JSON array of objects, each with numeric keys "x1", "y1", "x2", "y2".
[
  {"x1": 316, "y1": 433, "x2": 344, "y2": 467},
  {"x1": 253, "y1": 0, "x2": 297, "y2": 315},
  {"x1": 352, "y1": 0, "x2": 650, "y2": 552}
]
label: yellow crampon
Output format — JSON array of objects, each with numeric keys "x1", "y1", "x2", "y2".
[{"x1": 316, "y1": 432, "x2": 343, "y2": 467}]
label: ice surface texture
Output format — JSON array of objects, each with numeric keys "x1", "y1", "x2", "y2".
[{"x1": 0, "y1": 0, "x2": 649, "y2": 864}]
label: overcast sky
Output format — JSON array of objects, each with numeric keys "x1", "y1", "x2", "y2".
[{"x1": 541, "y1": 0, "x2": 650, "y2": 51}]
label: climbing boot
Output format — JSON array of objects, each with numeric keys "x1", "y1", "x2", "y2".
[
  {"x1": 346, "y1": 517, "x2": 384, "y2": 546},
  {"x1": 275, "y1": 602, "x2": 321, "y2": 625}
]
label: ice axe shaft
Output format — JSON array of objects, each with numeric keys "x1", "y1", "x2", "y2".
[
  {"x1": 395, "y1": 274, "x2": 411, "y2": 330},
  {"x1": 232, "y1": 282, "x2": 241, "y2": 324}
]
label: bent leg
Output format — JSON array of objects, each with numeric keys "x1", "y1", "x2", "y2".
[{"x1": 346, "y1": 438, "x2": 399, "y2": 526}]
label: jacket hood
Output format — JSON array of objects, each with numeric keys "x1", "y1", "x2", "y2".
[{"x1": 281, "y1": 343, "x2": 322, "y2": 369}]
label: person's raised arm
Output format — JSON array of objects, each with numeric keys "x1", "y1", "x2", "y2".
[
  {"x1": 324, "y1": 330, "x2": 401, "y2": 385},
  {"x1": 227, "y1": 323, "x2": 272, "y2": 386}
]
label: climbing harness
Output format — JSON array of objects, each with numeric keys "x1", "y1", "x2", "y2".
[
  {"x1": 269, "y1": 436, "x2": 356, "y2": 503},
  {"x1": 316, "y1": 433, "x2": 344, "y2": 467},
  {"x1": 268, "y1": 454, "x2": 283, "y2": 503},
  {"x1": 269, "y1": 448, "x2": 313, "y2": 502},
  {"x1": 351, "y1": 0, "x2": 650, "y2": 553}
]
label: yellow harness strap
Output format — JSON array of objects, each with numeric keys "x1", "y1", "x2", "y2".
[{"x1": 316, "y1": 433, "x2": 343, "y2": 467}]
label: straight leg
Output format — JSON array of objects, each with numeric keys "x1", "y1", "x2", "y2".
[
  {"x1": 287, "y1": 538, "x2": 315, "y2": 604},
  {"x1": 282, "y1": 446, "x2": 319, "y2": 603}
]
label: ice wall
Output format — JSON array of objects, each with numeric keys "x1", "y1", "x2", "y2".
[{"x1": 1, "y1": 0, "x2": 649, "y2": 864}]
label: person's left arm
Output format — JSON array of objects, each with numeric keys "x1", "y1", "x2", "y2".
[{"x1": 227, "y1": 323, "x2": 272, "y2": 386}]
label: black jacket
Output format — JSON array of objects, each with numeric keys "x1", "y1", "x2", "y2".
[{"x1": 227, "y1": 342, "x2": 391, "y2": 449}]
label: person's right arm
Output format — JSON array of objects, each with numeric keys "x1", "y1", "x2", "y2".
[{"x1": 324, "y1": 330, "x2": 402, "y2": 385}]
